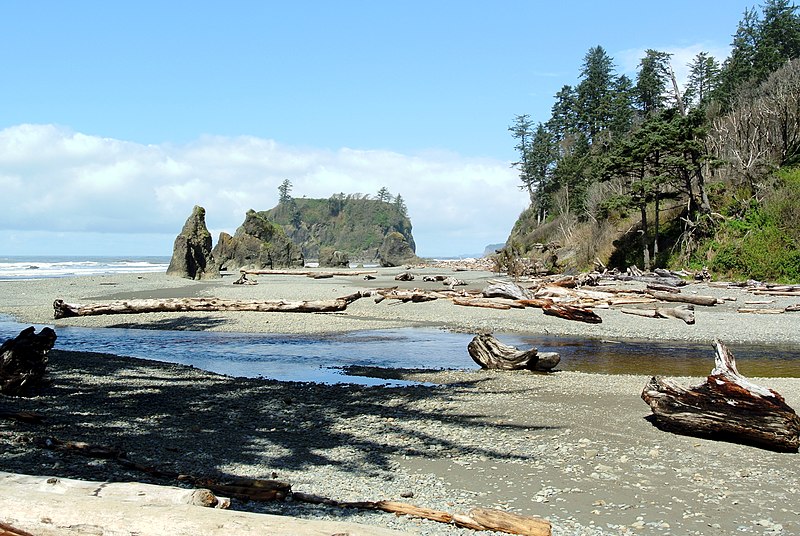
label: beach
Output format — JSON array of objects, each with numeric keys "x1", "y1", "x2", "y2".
[{"x1": 2, "y1": 267, "x2": 800, "y2": 535}]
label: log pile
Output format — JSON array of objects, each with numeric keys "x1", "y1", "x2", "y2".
[
  {"x1": 468, "y1": 334, "x2": 559, "y2": 371},
  {"x1": 0, "y1": 327, "x2": 56, "y2": 396},
  {"x1": 641, "y1": 340, "x2": 800, "y2": 452}
]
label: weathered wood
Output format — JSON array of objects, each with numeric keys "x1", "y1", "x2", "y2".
[
  {"x1": 394, "y1": 272, "x2": 415, "y2": 281},
  {"x1": 452, "y1": 297, "x2": 523, "y2": 310},
  {"x1": 0, "y1": 471, "x2": 229, "y2": 509},
  {"x1": 641, "y1": 340, "x2": 800, "y2": 452},
  {"x1": 0, "y1": 522, "x2": 35, "y2": 536},
  {"x1": 53, "y1": 293, "x2": 368, "y2": 319},
  {"x1": 0, "y1": 327, "x2": 56, "y2": 396},
  {"x1": 292, "y1": 492, "x2": 551, "y2": 536},
  {"x1": 241, "y1": 269, "x2": 378, "y2": 277},
  {"x1": 482, "y1": 280, "x2": 532, "y2": 300},
  {"x1": 0, "y1": 478, "x2": 406, "y2": 536},
  {"x1": 620, "y1": 305, "x2": 695, "y2": 324},
  {"x1": 646, "y1": 290, "x2": 718, "y2": 306},
  {"x1": 541, "y1": 303, "x2": 602, "y2": 324},
  {"x1": 467, "y1": 334, "x2": 559, "y2": 371}
]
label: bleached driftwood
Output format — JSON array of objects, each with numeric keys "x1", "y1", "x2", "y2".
[
  {"x1": 53, "y1": 293, "x2": 368, "y2": 319},
  {"x1": 620, "y1": 305, "x2": 695, "y2": 324},
  {"x1": 641, "y1": 340, "x2": 800, "y2": 452},
  {"x1": 0, "y1": 471, "x2": 228, "y2": 508},
  {"x1": 482, "y1": 280, "x2": 532, "y2": 300},
  {"x1": 646, "y1": 290, "x2": 719, "y2": 306},
  {"x1": 0, "y1": 327, "x2": 56, "y2": 396},
  {"x1": 0, "y1": 473, "x2": 406, "y2": 536},
  {"x1": 467, "y1": 334, "x2": 560, "y2": 371},
  {"x1": 240, "y1": 269, "x2": 377, "y2": 277},
  {"x1": 292, "y1": 492, "x2": 551, "y2": 536},
  {"x1": 541, "y1": 303, "x2": 602, "y2": 324}
]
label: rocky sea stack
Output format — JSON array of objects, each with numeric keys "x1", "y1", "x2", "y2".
[
  {"x1": 211, "y1": 209, "x2": 304, "y2": 272},
  {"x1": 166, "y1": 206, "x2": 220, "y2": 280}
]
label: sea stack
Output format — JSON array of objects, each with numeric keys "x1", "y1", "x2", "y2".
[{"x1": 166, "y1": 205, "x2": 220, "y2": 280}]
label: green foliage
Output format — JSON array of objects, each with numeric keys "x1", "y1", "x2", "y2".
[{"x1": 264, "y1": 193, "x2": 414, "y2": 259}]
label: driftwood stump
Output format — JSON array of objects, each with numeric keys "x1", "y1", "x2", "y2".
[
  {"x1": 0, "y1": 327, "x2": 56, "y2": 396},
  {"x1": 468, "y1": 334, "x2": 560, "y2": 371},
  {"x1": 641, "y1": 340, "x2": 800, "y2": 452}
]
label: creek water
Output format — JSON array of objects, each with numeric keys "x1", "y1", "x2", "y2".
[{"x1": 3, "y1": 316, "x2": 800, "y2": 386}]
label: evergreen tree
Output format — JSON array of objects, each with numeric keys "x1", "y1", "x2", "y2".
[
  {"x1": 394, "y1": 194, "x2": 408, "y2": 217},
  {"x1": 527, "y1": 123, "x2": 558, "y2": 222},
  {"x1": 547, "y1": 85, "x2": 580, "y2": 142},
  {"x1": 376, "y1": 186, "x2": 392, "y2": 203},
  {"x1": 684, "y1": 52, "x2": 722, "y2": 109},
  {"x1": 278, "y1": 179, "x2": 293, "y2": 204},
  {"x1": 508, "y1": 114, "x2": 536, "y2": 201},
  {"x1": 636, "y1": 49, "x2": 673, "y2": 116},
  {"x1": 608, "y1": 74, "x2": 636, "y2": 138},
  {"x1": 753, "y1": 0, "x2": 800, "y2": 81},
  {"x1": 576, "y1": 46, "x2": 616, "y2": 141}
]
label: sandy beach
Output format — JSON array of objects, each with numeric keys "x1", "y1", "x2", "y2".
[{"x1": 2, "y1": 268, "x2": 800, "y2": 535}]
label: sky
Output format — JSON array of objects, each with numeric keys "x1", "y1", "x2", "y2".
[{"x1": 0, "y1": 1, "x2": 755, "y2": 258}]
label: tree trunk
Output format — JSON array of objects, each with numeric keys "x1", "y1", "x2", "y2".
[
  {"x1": 640, "y1": 202, "x2": 651, "y2": 272},
  {"x1": 620, "y1": 305, "x2": 694, "y2": 324},
  {"x1": 53, "y1": 293, "x2": 367, "y2": 319},
  {"x1": 292, "y1": 492, "x2": 551, "y2": 536},
  {"x1": 641, "y1": 340, "x2": 800, "y2": 452},
  {"x1": 646, "y1": 290, "x2": 718, "y2": 306},
  {"x1": 0, "y1": 327, "x2": 56, "y2": 396},
  {"x1": 0, "y1": 474, "x2": 405, "y2": 536},
  {"x1": 542, "y1": 303, "x2": 602, "y2": 324},
  {"x1": 467, "y1": 334, "x2": 559, "y2": 371}
]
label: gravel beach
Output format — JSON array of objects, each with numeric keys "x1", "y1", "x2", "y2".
[{"x1": 1, "y1": 268, "x2": 799, "y2": 535}]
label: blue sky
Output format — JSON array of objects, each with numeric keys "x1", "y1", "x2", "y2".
[{"x1": 0, "y1": 1, "x2": 753, "y2": 257}]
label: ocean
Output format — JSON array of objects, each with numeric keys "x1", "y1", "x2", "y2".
[{"x1": 0, "y1": 256, "x2": 171, "y2": 280}]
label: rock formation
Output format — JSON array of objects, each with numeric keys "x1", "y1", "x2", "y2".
[
  {"x1": 212, "y1": 210, "x2": 304, "y2": 272},
  {"x1": 318, "y1": 247, "x2": 350, "y2": 268},
  {"x1": 166, "y1": 206, "x2": 220, "y2": 280},
  {"x1": 377, "y1": 231, "x2": 418, "y2": 267}
]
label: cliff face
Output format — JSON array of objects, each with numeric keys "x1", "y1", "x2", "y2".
[
  {"x1": 264, "y1": 196, "x2": 417, "y2": 265},
  {"x1": 212, "y1": 209, "x2": 304, "y2": 271}
]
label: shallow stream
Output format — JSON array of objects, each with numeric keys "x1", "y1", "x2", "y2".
[{"x1": 2, "y1": 316, "x2": 800, "y2": 386}]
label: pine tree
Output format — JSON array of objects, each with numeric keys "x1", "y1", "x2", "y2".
[
  {"x1": 508, "y1": 114, "x2": 536, "y2": 201},
  {"x1": 684, "y1": 52, "x2": 722, "y2": 109},
  {"x1": 376, "y1": 187, "x2": 392, "y2": 203},
  {"x1": 576, "y1": 46, "x2": 616, "y2": 142},
  {"x1": 636, "y1": 49, "x2": 673, "y2": 116},
  {"x1": 278, "y1": 179, "x2": 293, "y2": 204}
]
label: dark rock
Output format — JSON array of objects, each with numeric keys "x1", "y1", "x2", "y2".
[
  {"x1": 1, "y1": 326, "x2": 56, "y2": 396},
  {"x1": 212, "y1": 210, "x2": 304, "y2": 271},
  {"x1": 377, "y1": 231, "x2": 418, "y2": 267},
  {"x1": 166, "y1": 206, "x2": 220, "y2": 280},
  {"x1": 318, "y1": 247, "x2": 350, "y2": 268}
]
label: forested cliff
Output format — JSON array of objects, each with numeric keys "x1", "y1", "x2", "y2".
[{"x1": 505, "y1": 0, "x2": 800, "y2": 282}]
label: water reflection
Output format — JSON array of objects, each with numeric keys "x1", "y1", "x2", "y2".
[{"x1": 2, "y1": 316, "x2": 799, "y2": 383}]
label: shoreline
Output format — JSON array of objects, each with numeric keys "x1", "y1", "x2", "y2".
[{"x1": 2, "y1": 268, "x2": 800, "y2": 535}]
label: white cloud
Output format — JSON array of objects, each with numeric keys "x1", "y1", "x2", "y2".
[{"x1": 0, "y1": 124, "x2": 526, "y2": 257}]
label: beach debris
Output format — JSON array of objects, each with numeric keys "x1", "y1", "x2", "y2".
[
  {"x1": 620, "y1": 304, "x2": 695, "y2": 324},
  {"x1": 292, "y1": 492, "x2": 552, "y2": 536},
  {"x1": 394, "y1": 271, "x2": 415, "y2": 281},
  {"x1": 240, "y1": 269, "x2": 378, "y2": 277},
  {"x1": 233, "y1": 272, "x2": 258, "y2": 285},
  {"x1": 541, "y1": 303, "x2": 603, "y2": 324},
  {"x1": 641, "y1": 340, "x2": 800, "y2": 452},
  {"x1": 645, "y1": 289, "x2": 720, "y2": 306},
  {"x1": 0, "y1": 410, "x2": 44, "y2": 424},
  {"x1": 0, "y1": 326, "x2": 56, "y2": 396},
  {"x1": 468, "y1": 334, "x2": 560, "y2": 371},
  {"x1": 482, "y1": 280, "x2": 532, "y2": 300},
  {"x1": 53, "y1": 293, "x2": 370, "y2": 319}
]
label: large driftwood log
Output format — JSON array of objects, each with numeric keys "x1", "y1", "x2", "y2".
[
  {"x1": 620, "y1": 305, "x2": 695, "y2": 324},
  {"x1": 0, "y1": 327, "x2": 56, "y2": 396},
  {"x1": 0, "y1": 476, "x2": 406, "y2": 536},
  {"x1": 292, "y1": 492, "x2": 551, "y2": 536},
  {"x1": 467, "y1": 334, "x2": 560, "y2": 371},
  {"x1": 641, "y1": 340, "x2": 800, "y2": 452},
  {"x1": 0, "y1": 471, "x2": 228, "y2": 508},
  {"x1": 646, "y1": 290, "x2": 718, "y2": 306},
  {"x1": 541, "y1": 303, "x2": 602, "y2": 324},
  {"x1": 241, "y1": 269, "x2": 378, "y2": 277},
  {"x1": 53, "y1": 293, "x2": 367, "y2": 319},
  {"x1": 482, "y1": 280, "x2": 532, "y2": 300}
]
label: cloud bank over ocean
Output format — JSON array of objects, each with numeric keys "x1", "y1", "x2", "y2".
[{"x1": 1, "y1": 124, "x2": 525, "y2": 257}]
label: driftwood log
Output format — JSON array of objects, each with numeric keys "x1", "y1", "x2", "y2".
[
  {"x1": 292, "y1": 492, "x2": 551, "y2": 536},
  {"x1": 620, "y1": 305, "x2": 695, "y2": 324},
  {"x1": 0, "y1": 474, "x2": 403, "y2": 536},
  {"x1": 641, "y1": 340, "x2": 800, "y2": 452},
  {"x1": 541, "y1": 303, "x2": 602, "y2": 324},
  {"x1": 468, "y1": 334, "x2": 560, "y2": 371},
  {"x1": 0, "y1": 327, "x2": 56, "y2": 396},
  {"x1": 53, "y1": 293, "x2": 367, "y2": 319},
  {"x1": 646, "y1": 290, "x2": 718, "y2": 306}
]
